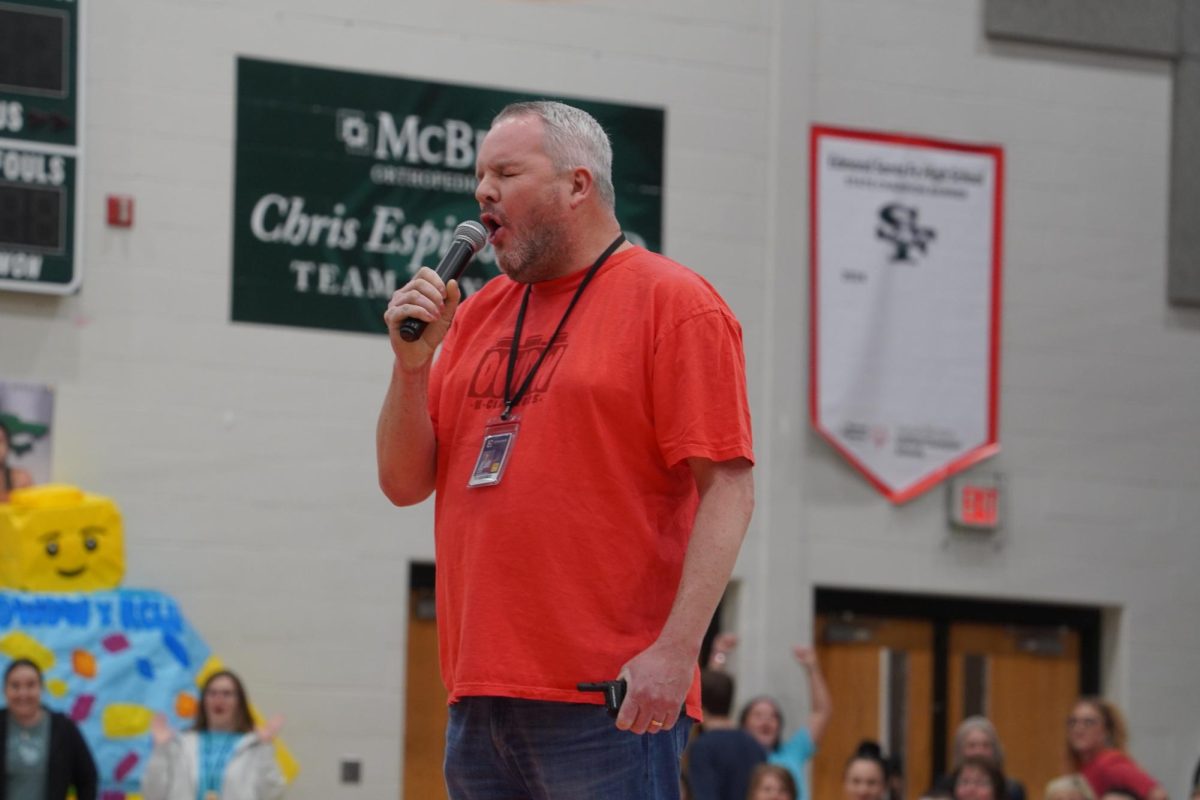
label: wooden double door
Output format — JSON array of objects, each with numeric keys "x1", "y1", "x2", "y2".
[{"x1": 812, "y1": 594, "x2": 1098, "y2": 800}]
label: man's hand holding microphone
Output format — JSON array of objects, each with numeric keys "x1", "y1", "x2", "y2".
[{"x1": 384, "y1": 220, "x2": 487, "y2": 371}]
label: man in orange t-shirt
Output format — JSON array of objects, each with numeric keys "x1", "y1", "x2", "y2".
[{"x1": 377, "y1": 100, "x2": 754, "y2": 800}]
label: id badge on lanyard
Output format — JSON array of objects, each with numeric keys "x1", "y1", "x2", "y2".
[
  {"x1": 467, "y1": 415, "x2": 520, "y2": 488},
  {"x1": 464, "y1": 233, "x2": 624, "y2": 490}
]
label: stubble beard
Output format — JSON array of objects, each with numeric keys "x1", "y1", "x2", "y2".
[{"x1": 495, "y1": 190, "x2": 573, "y2": 284}]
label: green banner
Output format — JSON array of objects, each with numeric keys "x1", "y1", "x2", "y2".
[{"x1": 231, "y1": 57, "x2": 665, "y2": 334}]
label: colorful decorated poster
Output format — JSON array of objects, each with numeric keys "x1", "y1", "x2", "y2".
[
  {"x1": 0, "y1": 588, "x2": 210, "y2": 794},
  {"x1": 0, "y1": 486, "x2": 297, "y2": 795},
  {"x1": 810, "y1": 126, "x2": 1004, "y2": 503}
]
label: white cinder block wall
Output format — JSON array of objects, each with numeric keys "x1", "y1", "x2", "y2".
[
  {"x1": 748, "y1": 1, "x2": 1198, "y2": 797},
  {"x1": 803, "y1": 2, "x2": 1199, "y2": 796},
  {"x1": 0, "y1": 1, "x2": 1196, "y2": 798}
]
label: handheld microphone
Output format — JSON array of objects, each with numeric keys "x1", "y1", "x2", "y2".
[{"x1": 398, "y1": 220, "x2": 488, "y2": 342}]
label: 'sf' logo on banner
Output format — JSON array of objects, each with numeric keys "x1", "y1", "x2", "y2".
[{"x1": 876, "y1": 203, "x2": 936, "y2": 263}]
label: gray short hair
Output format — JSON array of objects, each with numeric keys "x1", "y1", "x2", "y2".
[
  {"x1": 493, "y1": 100, "x2": 615, "y2": 211},
  {"x1": 953, "y1": 716, "x2": 1005, "y2": 770}
]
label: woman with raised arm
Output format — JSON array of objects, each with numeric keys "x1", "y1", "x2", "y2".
[
  {"x1": 734, "y1": 643, "x2": 832, "y2": 800},
  {"x1": 141, "y1": 670, "x2": 284, "y2": 800}
]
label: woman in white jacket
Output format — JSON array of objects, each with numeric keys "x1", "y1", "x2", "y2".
[{"x1": 141, "y1": 670, "x2": 285, "y2": 800}]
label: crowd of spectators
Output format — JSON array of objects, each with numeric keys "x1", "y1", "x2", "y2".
[{"x1": 680, "y1": 641, "x2": 1187, "y2": 800}]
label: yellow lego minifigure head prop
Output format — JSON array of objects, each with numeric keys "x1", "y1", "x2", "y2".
[{"x1": 0, "y1": 485, "x2": 124, "y2": 591}]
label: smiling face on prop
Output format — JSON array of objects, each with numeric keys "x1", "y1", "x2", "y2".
[{"x1": 0, "y1": 485, "x2": 125, "y2": 591}]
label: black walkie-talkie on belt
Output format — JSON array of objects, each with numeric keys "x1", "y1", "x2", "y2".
[{"x1": 576, "y1": 679, "x2": 627, "y2": 717}]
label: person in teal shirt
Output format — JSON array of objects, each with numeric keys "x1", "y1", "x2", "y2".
[
  {"x1": 713, "y1": 640, "x2": 831, "y2": 800},
  {"x1": 0, "y1": 658, "x2": 97, "y2": 800}
]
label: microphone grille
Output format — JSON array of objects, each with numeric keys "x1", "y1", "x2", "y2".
[{"x1": 455, "y1": 220, "x2": 488, "y2": 252}]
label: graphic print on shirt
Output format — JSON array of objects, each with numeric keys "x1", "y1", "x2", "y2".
[{"x1": 467, "y1": 333, "x2": 569, "y2": 413}]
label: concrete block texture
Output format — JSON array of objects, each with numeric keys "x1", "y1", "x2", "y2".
[
  {"x1": 985, "y1": 0, "x2": 1181, "y2": 57},
  {"x1": 1184, "y1": 0, "x2": 1200, "y2": 55},
  {"x1": 1169, "y1": 58, "x2": 1200, "y2": 304}
]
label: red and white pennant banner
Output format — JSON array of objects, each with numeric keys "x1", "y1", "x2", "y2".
[{"x1": 810, "y1": 126, "x2": 1004, "y2": 503}]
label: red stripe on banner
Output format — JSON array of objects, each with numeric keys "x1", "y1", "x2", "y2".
[
  {"x1": 809, "y1": 126, "x2": 823, "y2": 435},
  {"x1": 988, "y1": 146, "x2": 1005, "y2": 445}
]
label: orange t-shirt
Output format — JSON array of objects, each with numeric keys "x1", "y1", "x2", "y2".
[{"x1": 428, "y1": 246, "x2": 754, "y2": 719}]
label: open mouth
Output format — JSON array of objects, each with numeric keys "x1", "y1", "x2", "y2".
[
  {"x1": 56, "y1": 566, "x2": 87, "y2": 578},
  {"x1": 480, "y1": 213, "x2": 504, "y2": 244}
]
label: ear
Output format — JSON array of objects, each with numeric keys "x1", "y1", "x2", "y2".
[{"x1": 567, "y1": 166, "x2": 594, "y2": 209}]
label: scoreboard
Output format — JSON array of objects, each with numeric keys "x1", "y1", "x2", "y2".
[{"x1": 0, "y1": 0, "x2": 81, "y2": 293}]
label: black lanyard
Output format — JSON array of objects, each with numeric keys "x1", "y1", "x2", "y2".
[{"x1": 501, "y1": 233, "x2": 626, "y2": 420}]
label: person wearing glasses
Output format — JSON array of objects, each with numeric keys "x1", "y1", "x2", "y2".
[
  {"x1": 141, "y1": 670, "x2": 284, "y2": 800},
  {"x1": 1066, "y1": 697, "x2": 1165, "y2": 800}
]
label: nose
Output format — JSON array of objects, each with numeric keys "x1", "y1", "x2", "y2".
[{"x1": 475, "y1": 174, "x2": 497, "y2": 205}]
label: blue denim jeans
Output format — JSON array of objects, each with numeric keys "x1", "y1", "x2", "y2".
[{"x1": 444, "y1": 697, "x2": 692, "y2": 800}]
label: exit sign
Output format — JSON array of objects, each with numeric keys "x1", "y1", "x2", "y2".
[{"x1": 949, "y1": 473, "x2": 1002, "y2": 531}]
